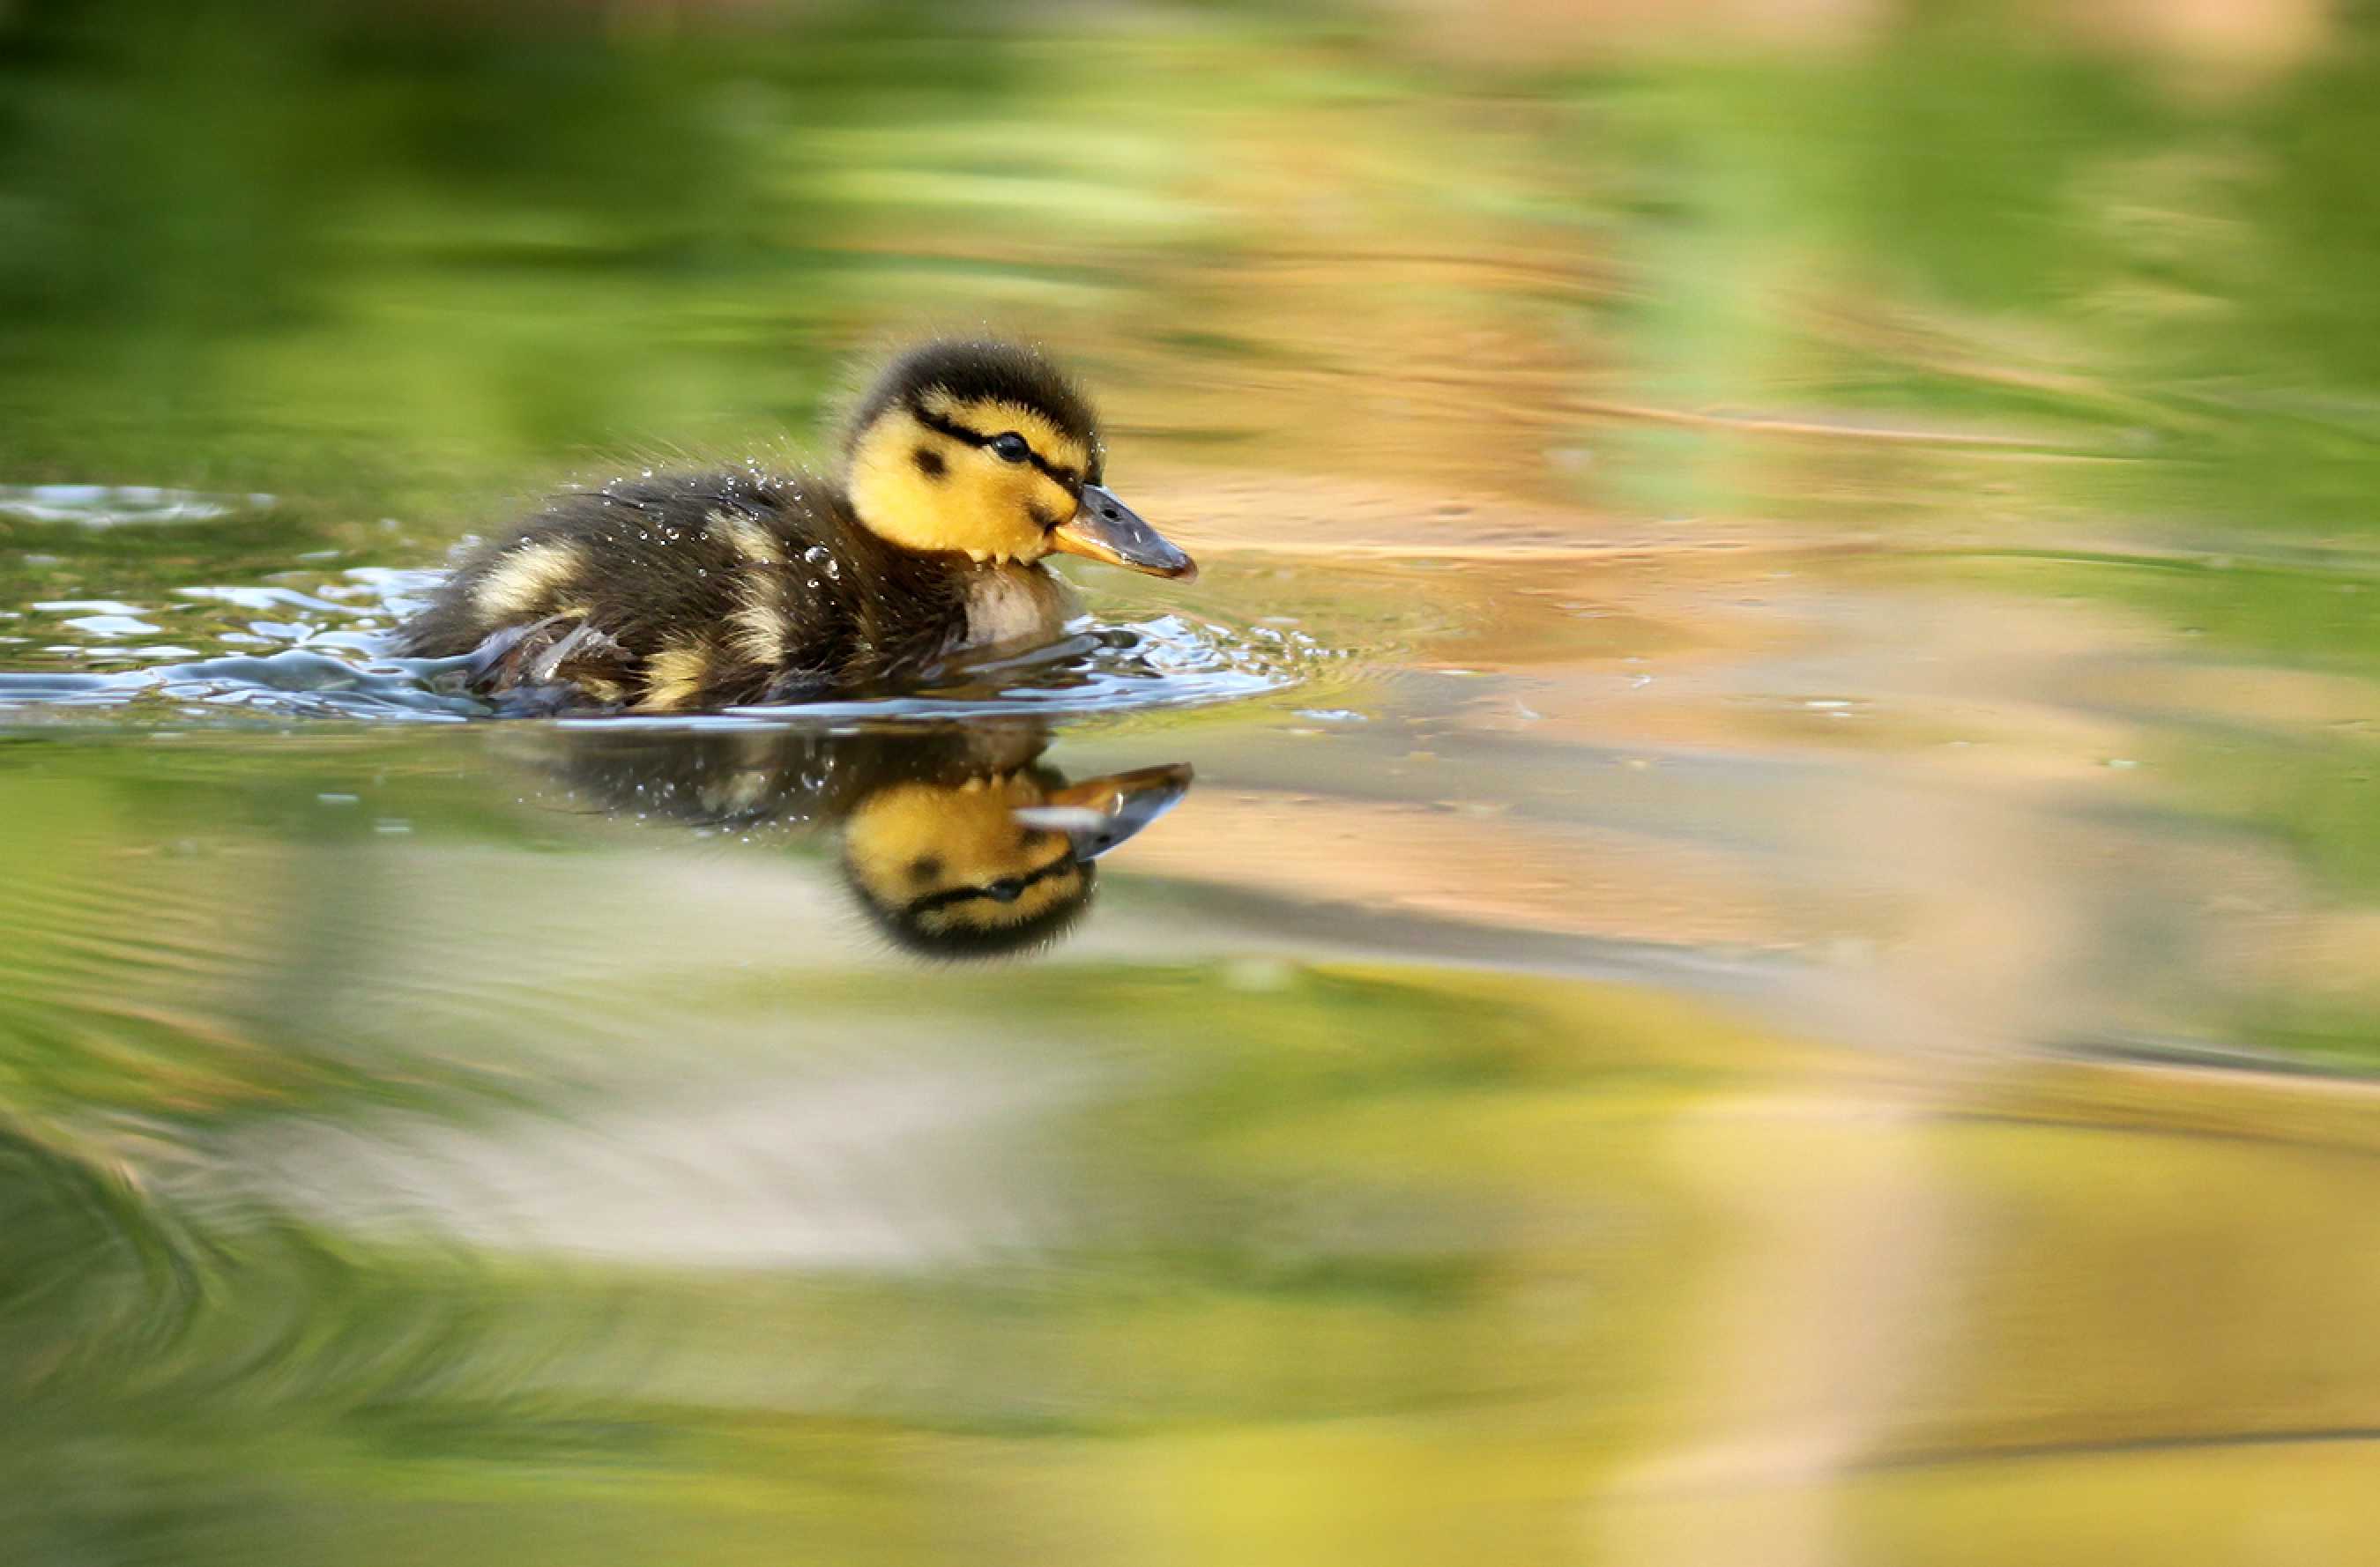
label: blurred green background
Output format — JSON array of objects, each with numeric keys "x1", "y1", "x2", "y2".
[{"x1": 4, "y1": 0, "x2": 2377, "y2": 528}]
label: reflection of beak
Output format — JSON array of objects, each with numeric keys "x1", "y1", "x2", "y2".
[
  {"x1": 1011, "y1": 762, "x2": 1194, "y2": 860},
  {"x1": 1050, "y1": 485, "x2": 1198, "y2": 582}
]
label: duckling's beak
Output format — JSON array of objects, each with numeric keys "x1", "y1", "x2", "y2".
[
  {"x1": 1051, "y1": 486, "x2": 1198, "y2": 582},
  {"x1": 1011, "y1": 761, "x2": 1194, "y2": 859}
]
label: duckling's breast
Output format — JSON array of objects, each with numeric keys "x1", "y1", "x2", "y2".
[{"x1": 958, "y1": 565, "x2": 1077, "y2": 652}]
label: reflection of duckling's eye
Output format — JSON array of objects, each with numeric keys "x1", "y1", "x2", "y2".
[{"x1": 989, "y1": 433, "x2": 1030, "y2": 464}]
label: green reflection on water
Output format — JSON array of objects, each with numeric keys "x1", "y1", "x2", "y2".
[{"x1": 9, "y1": 2, "x2": 2380, "y2": 1562}]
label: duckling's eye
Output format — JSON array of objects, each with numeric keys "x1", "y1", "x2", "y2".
[{"x1": 989, "y1": 432, "x2": 1030, "y2": 464}]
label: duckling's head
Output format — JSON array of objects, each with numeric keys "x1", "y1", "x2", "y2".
[
  {"x1": 841, "y1": 761, "x2": 1192, "y2": 959},
  {"x1": 844, "y1": 339, "x2": 1196, "y2": 581}
]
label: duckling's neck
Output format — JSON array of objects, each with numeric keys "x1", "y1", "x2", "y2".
[{"x1": 956, "y1": 561, "x2": 1077, "y2": 652}]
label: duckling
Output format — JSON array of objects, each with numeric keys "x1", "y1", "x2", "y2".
[
  {"x1": 501, "y1": 720, "x2": 1192, "y2": 957},
  {"x1": 394, "y1": 339, "x2": 1196, "y2": 710}
]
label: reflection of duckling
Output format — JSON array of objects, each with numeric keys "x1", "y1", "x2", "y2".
[
  {"x1": 507, "y1": 723, "x2": 1190, "y2": 958},
  {"x1": 839, "y1": 761, "x2": 1189, "y2": 956},
  {"x1": 396, "y1": 340, "x2": 1196, "y2": 710}
]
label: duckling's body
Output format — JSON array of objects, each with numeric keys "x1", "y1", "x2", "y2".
[
  {"x1": 394, "y1": 341, "x2": 1192, "y2": 711},
  {"x1": 396, "y1": 467, "x2": 1076, "y2": 709}
]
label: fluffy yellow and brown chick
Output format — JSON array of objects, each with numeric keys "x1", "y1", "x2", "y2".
[{"x1": 395, "y1": 339, "x2": 1195, "y2": 710}]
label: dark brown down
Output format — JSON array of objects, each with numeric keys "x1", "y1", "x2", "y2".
[{"x1": 395, "y1": 467, "x2": 977, "y2": 709}]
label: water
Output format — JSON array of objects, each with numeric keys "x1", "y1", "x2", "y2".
[{"x1": 7, "y1": 6, "x2": 2380, "y2": 1563}]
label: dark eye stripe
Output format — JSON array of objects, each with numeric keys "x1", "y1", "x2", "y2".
[
  {"x1": 904, "y1": 850, "x2": 1078, "y2": 916},
  {"x1": 911, "y1": 403, "x2": 1082, "y2": 493}
]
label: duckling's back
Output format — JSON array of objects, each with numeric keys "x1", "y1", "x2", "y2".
[{"x1": 397, "y1": 469, "x2": 965, "y2": 709}]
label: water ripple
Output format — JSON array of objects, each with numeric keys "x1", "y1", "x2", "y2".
[
  {"x1": 0, "y1": 484, "x2": 279, "y2": 528},
  {"x1": 1, "y1": 564, "x2": 1321, "y2": 724}
]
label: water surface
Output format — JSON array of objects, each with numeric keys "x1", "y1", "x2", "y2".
[{"x1": 6, "y1": 7, "x2": 2380, "y2": 1563}]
